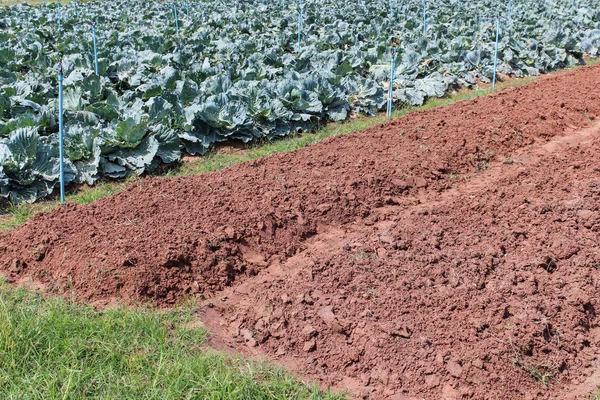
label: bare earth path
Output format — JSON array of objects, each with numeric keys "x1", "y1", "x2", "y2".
[{"x1": 2, "y1": 65, "x2": 600, "y2": 398}]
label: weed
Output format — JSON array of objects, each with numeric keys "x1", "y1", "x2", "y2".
[
  {"x1": 528, "y1": 363, "x2": 555, "y2": 386},
  {"x1": 207, "y1": 237, "x2": 222, "y2": 251},
  {"x1": 349, "y1": 249, "x2": 369, "y2": 262},
  {"x1": 357, "y1": 249, "x2": 368, "y2": 259},
  {"x1": 508, "y1": 337, "x2": 556, "y2": 387},
  {"x1": 475, "y1": 160, "x2": 490, "y2": 172},
  {"x1": 513, "y1": 130, "x2": 523, "y2": 142},
  {"x1": 124, "y1": 217, "x2": 138, "y2": 226},
  {"x1": 581, "y1": 111, "x2": 594, "y2": 124}
]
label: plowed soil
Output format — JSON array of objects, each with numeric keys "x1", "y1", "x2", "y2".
[{"x1": 2, "y1": 65, "x2": 600, "y2": 399}]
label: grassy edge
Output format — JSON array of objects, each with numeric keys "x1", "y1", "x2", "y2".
[
  {"x1": 1, "y1": 60, "x2": 598, "y2": 232},
  {"x1": 0, "y1": 279, "x2": 344, "y2": 399}
]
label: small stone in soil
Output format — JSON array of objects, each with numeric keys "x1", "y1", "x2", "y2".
[
  {"x1": 446, "y1": 360, "x2": 463, "y2": 378},
  {"x1": 303, "y1": 339, "x2": 317, "y2": 352}
]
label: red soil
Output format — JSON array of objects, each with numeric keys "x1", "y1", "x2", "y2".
[{"x1": 2, "y1": 65, "x2": 600, "y2": 399}]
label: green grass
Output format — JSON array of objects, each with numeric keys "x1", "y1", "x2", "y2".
[
  {"x1": 0, "y1": 280, "x2": 343, "y2": 399},
  {"x1": 0, "y1": 63, "x2": 593, "y2": 232}
]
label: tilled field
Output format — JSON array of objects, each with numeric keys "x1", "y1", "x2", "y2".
[{"x1": 2, "y1": 65, "x2": 600, "y2": 399}]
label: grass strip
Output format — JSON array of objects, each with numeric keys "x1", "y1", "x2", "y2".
[{"x1": 0, "y1": 280, "x2": 343, "y2": 399}]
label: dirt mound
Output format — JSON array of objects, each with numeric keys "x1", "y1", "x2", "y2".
[
  {"x1": 209, "y1": 121, "x2": 600, "y2": 399},
  {"x1": 1, "y1": 65, "x2": 600, "y2": 398}
]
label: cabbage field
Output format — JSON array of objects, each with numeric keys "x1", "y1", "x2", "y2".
[{"x1": 0, "y1": 0, "x2": 599, "y2": 203}]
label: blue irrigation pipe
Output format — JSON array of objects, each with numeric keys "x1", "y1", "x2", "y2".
[
  {"x1": 297, "y1": 0, "x2": 303, "y2": 54},
  {"x1": 492, "y1": 18, "x2": 500, "y2": 90},
  {"x1": 92, "y1": 22, "x2": 99, "y2": 75},
  {"x1": 387, "y1": 48, "x2": 396, "y2": 119},
  {"x1": 58, "y1": 62, "x2": 65, "y2": 203},
  {"x1": 422, "y1": 0, "x2": 427, "y2": 36},
  {"x1": 173, "y1": 2, "x2": 180, "y2": 39}
]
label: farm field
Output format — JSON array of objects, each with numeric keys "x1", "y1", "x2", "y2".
[
  {"x1": 2, "y1": 61, "x2": 600, "y2": 398},
  {"x1": 2, "y1": 0, "x2": 600, "y2": 398},
  {"x1": 1, "y1": 0, "x2": 600, "y2": 202}
]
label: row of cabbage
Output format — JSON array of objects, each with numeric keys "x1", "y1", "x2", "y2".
[{"x1": 0, "y1": 0, "x2": 599, "y2": 202}]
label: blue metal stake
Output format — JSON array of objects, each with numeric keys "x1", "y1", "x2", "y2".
[
  {"x1": 387, "y1": 48, "x2": 396, "y2": 118},
  {"x1": 423, "y1": 0, "x2": 427, "y2": 36},
  {"x1": 297, "y1": 0, "x2": 303, "y2": 54},
  {"x1": 92, "y1": 22, "x2": 99, "y2": 75},
  {"x1": 492, "y1": 18, "x2": 500, "y2": 90},
  {"x1": 58, "y1": 62, "x2": 65, "y2": 203},
  {"x1": 173, "y1": 3, "x2": 180, "y2": 39},
  {"x1": 185, "y1": 0, "x2": 190, "y2": 15}
]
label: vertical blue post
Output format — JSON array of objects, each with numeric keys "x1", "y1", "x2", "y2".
[
  {"x1": 185, "y1": 0, "x2": 190, "y2": 15},
  {"x1": 173, "y1": 2, "x2": 180, "y2": 39},
  {"x1": 297, "y1": 0, "x2": 303, "y2": 54},
  {"x1": 457, "y1": 0, "x2": 460, "y2": 8},
  {"x1": 58, "y1": 62, "x2": 65, "y2": 203},
  {"x1": 387, "y1": 48, "x2": 396, "y2": 118},
  {"x1": 492, "y1": 18, "x2": 500, "y2": 90},
  {"x1": 423, "y1": 0, "x2": 427, "y2": 36},
  {"x1": 92, "y1": 22, "x2": 99, "y2": 75}
]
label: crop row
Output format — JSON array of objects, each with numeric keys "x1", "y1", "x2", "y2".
[{"x1": 0, "y1": 0, "x2": 598, "y2": 202}]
